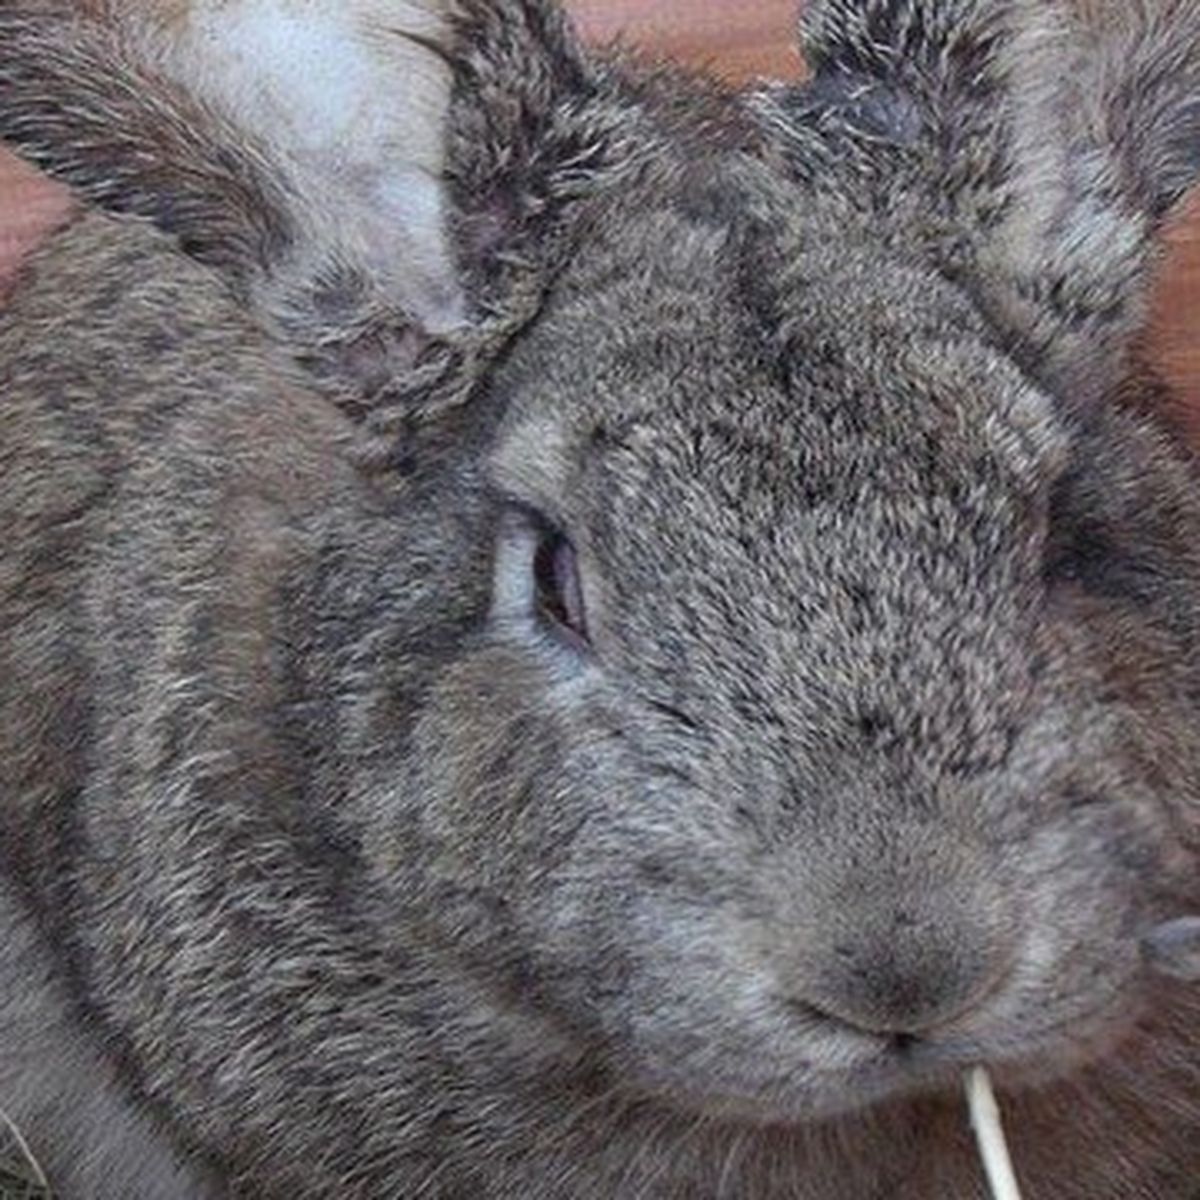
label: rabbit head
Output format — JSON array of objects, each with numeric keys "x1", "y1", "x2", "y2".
[{"x1": 1, "y1": 0, "x2": 1200, "y2": 1195}]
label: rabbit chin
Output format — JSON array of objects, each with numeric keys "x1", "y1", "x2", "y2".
[{"x1": 605, "y1": 989, "x2": 1144, "y2": 1127}]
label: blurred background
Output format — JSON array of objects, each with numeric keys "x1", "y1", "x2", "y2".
[{"x1": 1, "y1": 0, "x2": 1196, "y2": 421}]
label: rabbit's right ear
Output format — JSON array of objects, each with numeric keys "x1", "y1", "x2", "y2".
[
  {"x1": 0, "y1": 1, "x2": 638, "y2": 422},
  {"x1": 755, "y1": 0, "x2": 1200, "y2": 407}
]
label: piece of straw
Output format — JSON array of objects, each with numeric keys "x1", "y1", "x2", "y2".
[
  {"x1": 0, "y1": 1103, "x2": 50, "y2": 1195},
  {"x1": 965, "y1": 1067, "x2": 1023, "y2": 1200}
]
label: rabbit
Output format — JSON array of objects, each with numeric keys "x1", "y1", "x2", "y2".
[{"x1": 0, "y1": 0, "x2": 1199, "y2": 1195}]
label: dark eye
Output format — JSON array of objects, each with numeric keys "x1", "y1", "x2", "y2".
[{"x1": 533, "y1": 529, "x2": 589, "y2": 646}]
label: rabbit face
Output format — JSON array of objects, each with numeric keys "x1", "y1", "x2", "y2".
[{"x1": 381, "y1": 179, "x2": 1198, "y2": 1122}]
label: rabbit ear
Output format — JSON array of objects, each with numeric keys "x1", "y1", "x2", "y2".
[
  {"x1": 0, "y1": 1, "x2": 635, "y2": 422},
  {"x1": 755, "y1": 0, "x2": 1200, "y2": 404},
  {"x1": 134, "y1": 0, "x2": 466, "y2": 333},
  {"x1": 0, "y1": 2, "x2": 462, "y2": 324}
]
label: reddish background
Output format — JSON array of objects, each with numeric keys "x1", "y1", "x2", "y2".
[{"x1": 1, "y1": 0, "x2": 1196, "y2": 424}]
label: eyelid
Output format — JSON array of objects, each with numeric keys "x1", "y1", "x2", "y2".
[
  {"x1": 490, "y1": 486, "x2": 571, "y2": 540},
  {"x1": 490, "y1": 511, "x2": 538, "y2": 623},
  {"x1": 490, "y1": 507, "x2": 573, "y2": 623}
]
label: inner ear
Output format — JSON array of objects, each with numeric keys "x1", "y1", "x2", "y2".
[
  {"x1": 0, "y1": 0, "x2": 654, "y2": 447},
  {"x1": 130, "y1": 0, "x2": 465, "y2": 330}
]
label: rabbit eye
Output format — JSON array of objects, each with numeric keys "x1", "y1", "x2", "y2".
[{"x1": 533, "y1": 530, "x2": 589, "y2": 647}]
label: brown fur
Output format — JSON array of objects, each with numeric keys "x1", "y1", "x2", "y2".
[{"x1": 1, "y1": 1, "x2": 1199, "y2": 1196}]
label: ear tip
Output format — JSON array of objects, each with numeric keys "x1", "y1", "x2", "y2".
[{"x1": 1080, "y1": 0, "x2": 1200, "y2": 218}]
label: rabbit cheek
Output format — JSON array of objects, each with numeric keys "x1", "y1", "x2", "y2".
[{"x1": 514, "y1": 706, "x2": 1187, "y2": 1124}]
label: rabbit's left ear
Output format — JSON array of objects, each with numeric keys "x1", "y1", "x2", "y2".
[
  {"x1": 139, "y1": 0, "x2": 466, "y2": 333},
  {"x1": 756, "y1": 0, "x2": 1200, "y2": 404},
  {"x1": 0, "y1": 1, "x2": 640, "y2": 422}
]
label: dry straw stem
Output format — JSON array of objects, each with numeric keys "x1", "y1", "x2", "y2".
[
  {"x1": 0, "y1": 1105, "x2": 51, "y2": 1200},
  {"x1": 966, "y1": 1067, "x2": 1024, "y2": 1200}
]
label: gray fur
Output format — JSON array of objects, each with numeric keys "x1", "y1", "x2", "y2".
[{"x1": 0, "y1": 0, "x2": 1199, "y2": 1196}]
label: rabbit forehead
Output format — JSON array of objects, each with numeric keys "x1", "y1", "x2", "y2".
[
  {"x1": 484, "y1": 198, "x2": 1068, "y2": 733},
  {"x1": 491, "y1": 191, "x2": 1065, "y2": 531}
]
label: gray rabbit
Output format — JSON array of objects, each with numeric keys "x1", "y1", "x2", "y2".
[{"x1": 1, "y1": 0, "x2": 1199, "y2": 1195}]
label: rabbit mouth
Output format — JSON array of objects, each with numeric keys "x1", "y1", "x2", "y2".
[
  {"x1": 787, "y1": 994, "x2": 1143, "y2": 1117},
  {"x1": 627, "y1": 988, "x2": 1148, "y2": 1128}
]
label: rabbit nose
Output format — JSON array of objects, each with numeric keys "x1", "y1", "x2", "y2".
[{"x1": 799, "y1": 910, "x2": 1009, "y2": 1037}]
